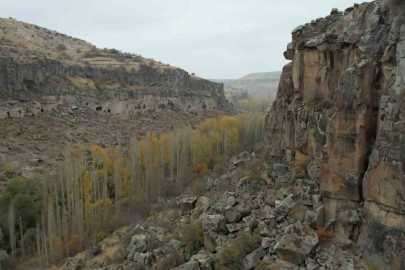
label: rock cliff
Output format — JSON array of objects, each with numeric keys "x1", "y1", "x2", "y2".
[
  {"x1": 0, "y1": 18, "x2": 226, "y2": 119},
  {"x1": 265, "y1": 0, "x2": 405, "y2": 268}
]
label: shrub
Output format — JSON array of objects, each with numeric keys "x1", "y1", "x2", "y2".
[
  {"x1": 96, "y1": 231, "x2": 105, "y2": 242},
  {"x1": 76, "y1": 48, "x2": 82, "y2": 53},
  {"x1": 294, "y1": 152, "x2": 310, "y2": 176},
  {"x1": 255, "y1": 261, "x2": 270, "y2": 270},
  {"x1": 179, "y1": 222, "x2": 204, "y2": 251},
  {"x1": 58, "y1": 52, "x2": 73, "y2": 60},
  {"x1": 193, "y1": 163, "x2": 208, "y2": 175},
  {"x1": 155, "y1": 251, "x2": 183, "y2": 270},
  {"x1": 315, "y1": 227, "x2": 333, "y2": 244},
  {"x1": 366, "y1": 262, "x2": 380, "y2": 270},
  {"x1": 68, "y1": 234, "x2": 80, "y2": 255},
  {"x1": 146, "y1": 234, "x2": 160, "y2": 252},
  {"x1": 56, "y1": 43, "x2": 67, "y2": 51},
  {"x1": 0, "y1": 250, "x2": 13, "y2": 270},
  {"x1": 165, "y1": 182, "x2": 180, "y2": 197},
  {"x1": 190, "y1": 179, "x2": 206, "y2": 196},
  {"x1": 84, "y1": 60, "x2": 90, "y2": 65},
  {"x1": 4, "y1": 164, "x2": 12, "y2": 173},
  {"x1": 216, "y1": 230, "x2": 261, "y2": 270},
  {"x1": 217, "y1": 178, "x2": 229, "y2": 192},
  {"x1": 251, "y1": 144, "x2": 263, "y2": 154}
]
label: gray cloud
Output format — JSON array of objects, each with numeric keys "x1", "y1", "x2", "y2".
[{"x1": 0, "y1": 0, "x2": 355, "y2": 79}]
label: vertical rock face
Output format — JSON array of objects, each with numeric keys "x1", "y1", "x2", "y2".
[
  {"x1": 0, "y1": 58, "x2": 227, "y2": 119},
  {"x1": 265, "y1": 0, "x2": 405, "y2": 268}
]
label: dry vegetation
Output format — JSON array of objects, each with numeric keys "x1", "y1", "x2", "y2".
[{"x1": 0, "y1": 114, "x2": 265, "y2": 268}]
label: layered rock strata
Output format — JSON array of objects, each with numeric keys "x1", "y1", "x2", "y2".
[
  {"x1": 0, "y1": 58, "x2": 226, "y2": 119},
  {"x1": 265, "y1": 1, "x2": 405, "y2": 268}
]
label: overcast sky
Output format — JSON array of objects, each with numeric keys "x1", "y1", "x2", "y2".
[{"x1": 1, "y1": 0, "x2": 355, "y2": 79}]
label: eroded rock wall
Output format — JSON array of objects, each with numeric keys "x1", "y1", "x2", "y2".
[
  {"x1": 265, "y1": 0, "x2": 405, "y2": 268},
  {"x1": 0, "y1": 58, "x2": 226, "y2": 118}
]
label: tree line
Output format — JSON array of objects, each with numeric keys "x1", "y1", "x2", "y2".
[
  {"x1": 0, "y1": 114, "x2": 265, "y2": 269},
  {"x1": 237, "y1": 96, "x2": 273, "y2": 113}
]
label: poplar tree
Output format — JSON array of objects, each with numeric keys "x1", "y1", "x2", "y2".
[{"x1": 7, "y1": 201, "x2": 15, "y2": 260}]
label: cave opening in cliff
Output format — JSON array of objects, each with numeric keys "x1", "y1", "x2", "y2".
[
  {"x1": 41, "y1": 109, "x2": 44, "y2": 113},
  {"x1": 143, "y1": 105, "x2": 146, "y2": 109},
  {"x1": 7, "y1": 112, "x2": 11, "y2": 118},
  {"x1": 108, "y1": 109, "x2": 111, "y2": 113},
  {"x1": 96, "y1": 106, "x2": 102, "y2": 111},
  {"x1": 18, "y1": 110, "x2": 21, "y2": 114}
]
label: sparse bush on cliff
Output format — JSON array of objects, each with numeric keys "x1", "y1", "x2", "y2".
[
  {"x1": 133, "y1": 56, "x2": 143, "y2": 62},
  {"x1": 315, "y1": 227, "x2": 333, "y2": 244},
  {"x1": 190, "y1": 179, "x2": 206, "y2": 197},
  {"x1": 294, "y1": 152, "x2": 310, "y2": 177},
  {"x1": 179, "y1": 222, "x2": 204, "y2": 251},
  {"x1": 216, "y1": 230, "x2": 261, "y2": 270},
  {"x1": 155, "y1": 251, "x2": 183, "y2": 270},
  {"x1": 56, "y1": 43, "x2": 67, "y2": 51}
]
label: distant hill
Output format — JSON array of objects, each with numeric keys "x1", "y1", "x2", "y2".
[
  {"x1": 210, "y1": 71, "x2": 281, "y2": 98},
  {"x1": 238, "y1": 71, "x2": 281, "y2": 81}
]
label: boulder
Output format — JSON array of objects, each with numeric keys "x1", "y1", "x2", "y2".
[
  {"x1": 224, "y1": 206, "x2": 241, "y2": 223},
  {"x1": 180, "y1": 197, "x2": 197, "y2": 215},
  {"x1": 274, "y1": 221, "x2": 318, "y2": 265},
  {"x1": 130, "y1": 234, "x2": 147, "y2": 253},
  {"x1": 331, "y1": 8, "x2": 338, "y2": 14},
  {"x1": 237, "y1": 177, "x2": 266, "y2": 195},
  {"x1": 170, "y1": 260, "x2": 200, "y2": 270},
  {"x1": 275, "y1": 195, "x2": 294, "y2": 214},
  {"x1": 148, "y1": 227, "x2": 164, "y2": 242},
  {"x1": 200, "y1": 214, "x2": 228, "y2": 234},
  {"x1": 305, "y1": 34, "x2": 326, "y2": 48},
  {"x1": 190, "y1": 251, "x2": 214, "y2": 269},
  {"x1": 305, "y1": 206, "x2": 325, "y2": 229},
  {"x1": 242, "y1": 215, "x2": 258, "y2": 229},
  {"x1": 226, "y1": 195, "x2": 237, "y2": 206},
  {"x1": 131, "y1": 252, "x2": 154, "y2": 266},
  {"x1": 262, "y1": 205, "x2": 274, "y2": 220},
  {"x1": 271, "y1": 259, "x2": 299, "y2": 270},
  {"x1": 262, "y1": 237, "x2": 273, "y2": 249},
  {"x1": 196, "y1": 196, "x2": 210, "y2": 209},
  {"x1": 203, "y1": 231, "x2": 226, "y2": 252},
  {"x1": 203, "y1": 231, "x2": 217, "y2": 252},
  {"x1": 63, "y1": 257, "x2": 85, "y2": 270},
  {"x1": 312, "y1": 195, "x2": 322, "y2": 210},
  {"x1": 162, "y1": 239, "x2": 182, "y2": 255},
  {"x1": 226, "y1": 223, "x2": 243, "y2": 233},
  {"x1": 87, "y1": 243, "x2": 102, "y2": 257},
  {"x1": 243, "y1": 247, "x2": 266, "y2": 270},
  {"x1": 235, "y1": 203, "x2": 252, "y2": 217}
]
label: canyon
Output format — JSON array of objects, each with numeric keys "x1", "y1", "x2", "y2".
[{"x1": 0, "y1": 0, "x2": 405, "y2": 270}]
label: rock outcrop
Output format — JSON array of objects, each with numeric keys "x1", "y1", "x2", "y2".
[
  {"x1": 0, "y1": 17, "x2": 227, "y2": 119},
  {"x1": 0, "y1": 58, "x2": 226, "y2": 119},
  {"x1": 265, "y1": 0, "x2": 405, "y2": 269}
]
